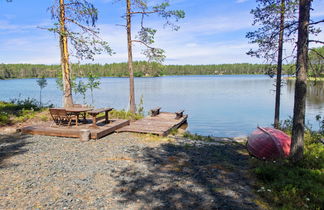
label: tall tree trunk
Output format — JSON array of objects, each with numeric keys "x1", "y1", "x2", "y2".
[
  {"x1": 274, "y1": 0, "x2": 286, "y2": 129},
  {"x1": 290, "y1": 0, "x2": 310, "y2": 162},
  {"x1": 59, "y1": 0, "x2": 73, "y2": 108},
  {"x1": 127, "y1": 0, "x2": 136, "y2": 113}
]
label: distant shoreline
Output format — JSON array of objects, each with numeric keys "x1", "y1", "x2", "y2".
[
  {"x1": 0, "y1": 62, "x2": 291, "y2": 79},
  {"x1": 285, "y1": 76, "x2": 324, "y2": 81}
]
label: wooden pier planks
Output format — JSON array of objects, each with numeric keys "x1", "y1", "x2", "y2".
[
  {"x1": 117, "y1": 112, "x2": 188, "y2": 136},
  {"x1": 21, "y1": 119, "x2": 130, "y2": 140}
]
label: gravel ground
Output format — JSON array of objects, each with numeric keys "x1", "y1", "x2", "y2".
[{"x1": 0, "y1": 132, "x2": 265, "y2": 209}]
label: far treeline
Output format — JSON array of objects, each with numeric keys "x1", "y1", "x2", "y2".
[{"x1": 0, "y1": 62, "x2": 294, "y2": 79}]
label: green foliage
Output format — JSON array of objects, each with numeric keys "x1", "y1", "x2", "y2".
[
  {"x1": 48, "y1": 0, "x2": 112, "y2": 60},
  {"x1": 74, "y1": 80, "x2": 87, "y2": 103},
  {"x1": 183, "y1": 132, "x2": 214, "y2": 142},
  {"x1": 8, "y1": 98, "x2": 40, "y2": 111},
  {"x1": 251, "y1": 130, "x2": 324, "y2": 209},
  {"x1": 0, "y1": 99, "x2": 44, "y2": 125},
  {"x1": 0, "y1": 112, "x2": 10, "y2": 125},
  {"x1": 87, "y1": 72, "x2": 100, "y2": 104},
  {"x1": 36, "y1": 76, "x2": 47, "y2": 89},
  {"x1": 309, "y1": 46, "x2": 324, "y2": 78},
  {"x1": 136, "y1": 95, "x2": 144, "y2": 116},
  {"x1": 36, "y1": 76, "x2": 48, "y2": 107},
  {"x1": 128, "y1": 0, "x2": 185, "y2": 63},
  {"x1": 0, "y1": 62, "x2": 288, "y2": 79},
  {"x1": 246, "y1": 0, "x2": 298, "y2": 63},
  {"x1": 109, "y1": 109, "x2": 143, "y2": 120}
]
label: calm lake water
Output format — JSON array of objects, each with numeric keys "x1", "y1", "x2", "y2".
[{"x1": 1, "y1": 75, "x2": 323, "y2": 137}]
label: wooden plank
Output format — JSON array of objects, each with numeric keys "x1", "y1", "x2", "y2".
[
  {"x1": 21, "y1": 126, "x2": 80, "y2": 138},
  {"x1": 96, "y1": 120, "x2": 129, "y2": 139},
  {"x1": 20, "y1": 119, "x2": 130, "y2": 140},
  {"x1": 88, "y1": 108, "x2": 113, "y2": 114},
  {"x1": 117, "y1": 113, "x2": 188, "y2": 136}
]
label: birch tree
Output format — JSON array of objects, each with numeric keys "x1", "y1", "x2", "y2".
[
  {"x1": 48, "y1": 0, "x2": 112, "y2": 107},
  {"x1": 122, "y1": 0, "x2": 185, "y2": 113}
]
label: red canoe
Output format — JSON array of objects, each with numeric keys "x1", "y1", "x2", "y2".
[{"x1": 247, "y1": 127, "x2": 291, "y2": 160}]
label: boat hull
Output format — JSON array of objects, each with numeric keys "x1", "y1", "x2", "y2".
[{"x1": 247, "y1": 127, "x2": 291, "y2": 160}]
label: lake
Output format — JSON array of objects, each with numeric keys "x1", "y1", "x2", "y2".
[{"x1": 0, "y1": 75, "x2": 323, "y2": 137}]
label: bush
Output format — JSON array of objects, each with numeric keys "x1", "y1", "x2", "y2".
[
  {"x1": 0, "y1": 112, "x2": 10, "y2": 125},
  {"x1": 109, "y1": 109, "x2": 143, "y2": 120},
  {"x1": 0, "y1": 98, "x2": 45, "y2": 125},
  {"x1": 251, "y1": 131, "x2": 324, "y2": 209},
  {"x1": 9, "y1": 98, "x2": 40, "y2": 111},
  {"x1": 183, "y1": 132, "x2": 214, "y2": 141}
]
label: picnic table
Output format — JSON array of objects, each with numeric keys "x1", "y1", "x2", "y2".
[
  {"x1": 65, "y1": 107, "x2": 93, "y2": 126},
  {"x1": 88, "y1": 108, "x2": 113, "y2": 128}
]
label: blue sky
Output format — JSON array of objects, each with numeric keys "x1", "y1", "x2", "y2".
[{"x1": 0, "y1": 0, "x2": 323, "y2": 65}]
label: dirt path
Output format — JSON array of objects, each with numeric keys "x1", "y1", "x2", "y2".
[{"x1": 0, "y1": 132, "x2": 265, "y2": 209}]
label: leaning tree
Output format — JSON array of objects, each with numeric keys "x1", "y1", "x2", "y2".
[
  {"x1": 120, "y1": 0, "x2": 185, "y2": 113},
  {"x1": 48, "y1": 0, "x2": 112, "y2": 107}
]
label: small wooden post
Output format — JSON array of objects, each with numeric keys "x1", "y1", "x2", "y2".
[
  {"x1": 105, "y1": 110, "x2": 109, "y2": 124},
  {"x1": 80, "y1": 129, "x2": 90, "y2": 141}
]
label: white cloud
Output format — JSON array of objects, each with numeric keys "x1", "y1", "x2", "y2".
[{"x1": 236, "y1": 0, "x2": 248, "y2": 3}]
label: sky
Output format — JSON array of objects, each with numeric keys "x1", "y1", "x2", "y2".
[{"x1": 0, "y1": 0, "x2": 323, "y2": 65}]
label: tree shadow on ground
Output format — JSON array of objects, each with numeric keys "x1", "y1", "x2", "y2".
[
  {"x1": 111, "y1": 140, "x2": 261, "y2": 209},
  {"x1": 0, "y1": 133, "x2": 30, "y2": 169}
]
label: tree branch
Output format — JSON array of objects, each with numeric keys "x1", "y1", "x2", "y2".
[
  {"x1": 309, "y1": 19, "x2": 324, "y2": 26},
  {"x1": 132, "y1": 39, "x2": 153, "y2": 49},
  {"x1": 65, "y1": 17, "x2": 98, "y2": 37},
  {"x1": 309, "y1": 40, "x2": 324, "y2": 45},
  {"x1": 130, "y1": 10, "x2": 159, "y2": 15}
]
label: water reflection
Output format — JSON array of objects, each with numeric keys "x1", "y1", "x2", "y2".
[{"x1": 286, "y1": 79, "x2": 324, "y2": 110}]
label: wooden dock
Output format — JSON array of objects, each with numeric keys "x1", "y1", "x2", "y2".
[
  {"x1": 21, "y1": 119, "x2": 129, "y2": 140},
  {"x1": 117, "y1": 112, "x2": 188, "y2": 136}
]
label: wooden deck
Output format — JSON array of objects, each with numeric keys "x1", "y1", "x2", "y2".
[
  {"x1": 20, "y1": 119, "x2": 129, "y2": 140},
  {"x1": 117, "y1": 112, "x2": 188, "y2": 136}
]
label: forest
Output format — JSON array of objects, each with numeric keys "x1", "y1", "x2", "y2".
[{"x1": 0, "y1": 62, "x2": 292, "y2": 79}]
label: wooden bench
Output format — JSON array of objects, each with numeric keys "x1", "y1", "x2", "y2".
[
  {"x1": 87, "y1": 108, "x2": 113, "y2": 128},
  {"x1": 150, "y1": 107, "x2": 161, "y2": 117},
  {"x1": 175, "y1": 110, "x2": 184, "y2": 119}
]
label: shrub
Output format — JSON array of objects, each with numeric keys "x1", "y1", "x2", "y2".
[
  {"x1": 183, "y1": 131, "x2": 214, "y2": 141},
  {"x1": 0, "y1": 98, "x2": 45, "y2": 125},
  {"x1": 251, "y1": 131, "x2": 324, "y2": 209},
  {"x1": 109, "y1": 109, "x2": 143, "y2": 120}
]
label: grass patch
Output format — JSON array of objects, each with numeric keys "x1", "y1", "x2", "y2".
[
  {"x1": 183, "y1": 131, "x2": 214, "y2": 142},
  {"x1": 286, "y1": 76, "x2": 324, "y2": 81},
  {"x1": 108, "y1": 109, "x2": 144, "y2": 120},
  {"x1": 0, "y1": 99, "x2": 46, "y2": 125},
  {"x1": 251, "y1": 132, "x2": 324, "y2": 209}
]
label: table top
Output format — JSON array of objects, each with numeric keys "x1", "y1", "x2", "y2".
[
  {"x1": 57, "y1": 107, "x2": 93, "y2": 112},
  {"x1": 88, "y1": 108, "x2": 113, "y2": 114}
]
